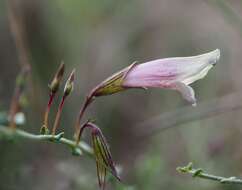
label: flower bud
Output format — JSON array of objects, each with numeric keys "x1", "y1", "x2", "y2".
[
  {"x1": 43, "y1": 62, "x2": 65, "y2": 132},
  {"x1": 64, "y1": 69, "x2": 75, "y2": 97},
  {"x1": 49, "y1": 62, "x2": 65, "y2": 94},
  {"x1": 77, "y1": 122, "x2": 120, "y2": 189},
  {"x1": 51, "y1": 69, "x2": 75, "y2": 135}
]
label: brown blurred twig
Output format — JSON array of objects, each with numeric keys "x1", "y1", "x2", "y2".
[
  {"x1": 134, "y1": 92, "x2": 242, "y2": 138},
  {"x1": 7, "y1": 0, "x2": 31, "y2": 128},
  {"x1": 209, "y1": 0, "x2": 242, "y2": 37},
  {"x1": 7, "y1": 0, "x2": 31, "y2": 70}
]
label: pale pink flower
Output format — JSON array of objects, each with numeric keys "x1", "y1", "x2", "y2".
[
  {"x1": 122, "y1": 49, "x2": 220, "y2": 106},
  {"x1": 75, "y1": 49, "x2": 220, "y2": 129}
]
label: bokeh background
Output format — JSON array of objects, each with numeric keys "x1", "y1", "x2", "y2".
[{"x1": 1, "y1": 0, "x2": 242, "y2": 189}]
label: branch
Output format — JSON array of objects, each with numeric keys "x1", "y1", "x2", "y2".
[
  {"x1": 7, "y1": 0, "x2": 32, "y2": 128},
  {"x1": 177, "y1": 162, "x2": 242, "y2": 185},
  {"x1": 0, "y1": 125, "x2": 93, "y2": 157},
  {"x1": 7, "y1": 0, "x2": 31, "y2": 70},
  {"x1": 134, "y1": 92, "x2": 242, "y2": 138},
  {"x1": 208, "y1": 0, "x2": 242, "y2": 38}
]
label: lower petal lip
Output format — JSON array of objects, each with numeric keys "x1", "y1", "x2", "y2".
[{"x1": 210, "y1": 49, "x2": 220, "y2": 66}]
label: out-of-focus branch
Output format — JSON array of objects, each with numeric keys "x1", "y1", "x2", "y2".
[
  {"x1": 0, "y1": 125, "x2": 93, "y2": 157},
  {"x1": 177, "y1": 162, "x2": 242, "y2": 185},
  {"x1": 7, "y1": 0, "x2": 31, "y2": 70},
  {"x1": 7, "y1": 0, "x2": 31, "y2": 128},
  {"x1": 8, "y1": 69, "x2": 30, "y2": 129},
  {"x1": 134, "y1": 92, "x2": 242, "y2": 138},
  {"x1": 209, "y1": 0, "x2": 242, "y2": 37}
]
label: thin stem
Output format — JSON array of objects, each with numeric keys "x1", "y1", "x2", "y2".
[
  {"x1": 52, "y1": 95, "x2": 66, "y2": 135},
  {"x1": 177, "y1": 163, "x2": 242, "y2": 185},
  {"x1": 0, "y1": 125, "x2": 93, "y2": 157},
  {"x1": 74, "y1": 95, "x2": 94, "y2": 135},
  {"x1": 75, "y1": 121, "x2": 92, "y2": 145},
  {"x1": 43, "y1": 93, "x2": 55, "y2": 130}
]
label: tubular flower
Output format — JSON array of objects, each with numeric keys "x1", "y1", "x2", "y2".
[
  {"x1": 91, "y1": 49, "x2": 220, "y2": 106},
  {"x1": 74, "y1": 49, "x2": 220, "y2": 133}
]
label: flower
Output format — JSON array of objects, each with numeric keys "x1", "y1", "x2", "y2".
[
  {"x1": 74, "y1": 49, "x2": 220, "y2": 133},
  {"x1": 92, "y1": 49, "x2": 220, "y2": 106}
]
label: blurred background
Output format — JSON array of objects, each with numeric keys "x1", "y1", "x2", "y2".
[{"x1": 1, "y1": 0, "x2": 242, "y2": 189}]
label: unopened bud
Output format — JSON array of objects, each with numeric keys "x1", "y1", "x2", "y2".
[
  {"x1": 77, "y1": 122, "x2": 120, "y2": 189},
  {"x1": 43, "y1": 62, "x2": 64, "y2": 131},
  {"x1": 51, "y1": 69, "x2": 75, "y2": 135},
  {"x1": 64, "y1": 69, "x2": 75, "y2": 96},
  {"x1": 49, "y1": 62, "x2": 65, "y2": 94}
]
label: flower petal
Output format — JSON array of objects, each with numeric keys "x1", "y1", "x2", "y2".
[
  {"x1": 121, "y1": 49, "x2": 220, "y2": 104},
  {"x1": 172, "y1": 82, "x2": 196, "y2": 106},
  {"x1": 123, "y1": 49, "x2": 220, "y2": 88}
]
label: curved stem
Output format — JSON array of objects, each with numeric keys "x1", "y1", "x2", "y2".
[
  {"x1": 74, "y1": 94, "x2": 94, "y2": 135},
  {"x1": 75, "y1": 121, "x2": 95, "y2": 145}
]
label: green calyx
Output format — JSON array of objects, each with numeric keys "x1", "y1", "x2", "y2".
[{"x1": 92, "y1": 61, "x2": 137, "y2": 97}]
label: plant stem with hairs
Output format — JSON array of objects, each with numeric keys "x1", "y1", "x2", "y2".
[
  {"x1": 177, "y1": 162, "x2": 242, "y2": 185},
  {"x1": 0, "y1": 125, "x2": 93, "y2": 157}
]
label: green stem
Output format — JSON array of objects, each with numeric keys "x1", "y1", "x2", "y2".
[
  {"x1": 0, "y1": 125, "x2": 93, "y2": 157},
  {"x1": 177, "y1": 163, "x2": 242, "y2": 185}
]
